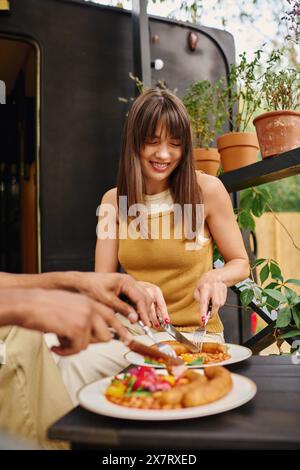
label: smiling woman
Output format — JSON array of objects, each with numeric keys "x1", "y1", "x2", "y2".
[
  {"x1": 117, "y1": 88, "x2": 203, "y2": 234},
  {"x1": 140, "y1": 126, "x2": 183, "y2": 188},
  {"x1": 58, "y1": 88, "x2": 250, "y2": 403}
]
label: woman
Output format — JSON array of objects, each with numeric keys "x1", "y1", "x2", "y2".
[{"x1": 59, "y1": 88, "x2": 250, "y2": 401}]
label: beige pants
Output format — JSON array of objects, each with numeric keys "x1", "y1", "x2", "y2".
[
  {"x1": 58, "y1": 315, "x2": 225, "y2": 405},
  {"x1": 0, "y1": 326, "x2": 73, "y2": 449}
]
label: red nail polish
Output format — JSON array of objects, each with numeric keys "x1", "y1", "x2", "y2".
[{"x1": 164, "y1": 318, "x2": 170, "y2": 324}]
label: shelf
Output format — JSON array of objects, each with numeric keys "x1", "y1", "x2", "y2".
[{"x1": 219, "y1": 146, "x2": 300, "y2": 192}]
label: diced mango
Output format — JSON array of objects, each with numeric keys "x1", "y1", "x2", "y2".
[
  {"x1": 163, "y1": 375, "x2": 176, "y2": 385},
  {"x1": 106, "y1": 383, "x2": 126, "y2": 397}
]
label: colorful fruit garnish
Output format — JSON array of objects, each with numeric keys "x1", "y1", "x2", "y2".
[{"x1": 105, "y1": 366, "x2": 178, "y2": 398}]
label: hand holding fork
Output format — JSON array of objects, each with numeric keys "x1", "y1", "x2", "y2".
[{"x1": 193, "y1": 300, "x2": 212, "y2": 352}]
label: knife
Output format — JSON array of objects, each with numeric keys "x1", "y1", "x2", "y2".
[
  {"x1": 138, "y1": 321, "x2": 177, "y2": 358},
  {"x1": 129, "y1": 339, "x2": 187, "y2": 378},
  {"x1": 112, "y1": 331, "x2": 187, "y2": 377},
  {"x1": 159, "y1": 321, "x2": 200, "y2": 353}
]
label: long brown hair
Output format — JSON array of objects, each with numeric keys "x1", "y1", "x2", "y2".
[{"x1": 117, "y1": 88, "x2": 203, "y2": 235}]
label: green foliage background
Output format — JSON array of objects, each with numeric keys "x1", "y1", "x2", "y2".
[{"x1": 256, "y1": 175, "x2": 300, "y2": 212}]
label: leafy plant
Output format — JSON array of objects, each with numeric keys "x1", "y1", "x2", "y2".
[
  {"x1": 282, "y1": 0, "x2": 300, "y2": 44},
  {"x1": 261, "y1": 67, "x2": 300, "y2": 111},
  {"x1": 182, "y1": 79, "x2": 225, "y2": 148},
  {"x1": 240, "y1": 258, "x2": 300, "y2": 340},
  {"x1": 235, "y1": 186, "x2": 271, "y2": 232},
  {"x1": 219, "y1": 49, "x2": 264, "y2": 132},
  {"x1": 214, "y1": 183, "x2": 300, "y2": 345},
  {"x1": 259, "y1": 176, "x2": 300, "y2": 212}
]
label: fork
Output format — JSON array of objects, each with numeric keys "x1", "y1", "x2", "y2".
[
  {"x1": 138, "y1": 320, "x2": 177, "y2": 358},
  {"x1": 193, "y1": 303, "x2": 212, "y2": 352}
]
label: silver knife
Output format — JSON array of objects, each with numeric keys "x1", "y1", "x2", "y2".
[
  {"x1": 160, "y1": 321, "x2": 200, "y2": 353},
  {"x1": 138, "y1": 321, "x2": 177, "y2": 358}
]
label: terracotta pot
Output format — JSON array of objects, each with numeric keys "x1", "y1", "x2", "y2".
[
  {"x1": 217, "y1": 132, "x2": 259, "y2": 172},
  {"x1": 253, "y1": 110, "x2": 300, "y2": 158},
  {"x1": 193, "y1": 147, "x2": 220, "y2": 176}
]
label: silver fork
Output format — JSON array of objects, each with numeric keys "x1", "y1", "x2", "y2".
[
  {"x1": 138, "y1": 321, "x2": 177, "y2": 358},
  {"x1": 193, "y1": 308, "x2": 212, "y2": 352}
]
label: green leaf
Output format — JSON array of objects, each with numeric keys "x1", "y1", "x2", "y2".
[
  {"x1": 291, "y1": 297, "x2": 300, "y2": 308},
  {"x1": 255, "y1": 187, "x2": 271, "y2": 202},
  {"x1": 286, "y1": 279, "x2": 300, "y2": 286},
  {"x1": 264, "y1": 282, "x2": 279, "y2": 290},
  {"x1": 276, "y1": 307, "x2": 292, "y2": 327},
  {"x1": 252, "y1": 258, "x2": 266, "y2": 269},
  {"x1": 270, "y1": 262, "x2": 282, "y2": 278},
  {"x1": 266, "y1": 296, "x2": 280, "y2": 310},
  {"x1": 240, "y1": 189, "x2": 255, "y2": 210},
  {"x1": 279, "y1": 330, "x2": 300, "y2": 339},
  {"x1": 238, "y1": 210, "x2": 255, "y2": 231},
  {"x1": 240, "y1": 289, "x2": 254, "y2": 307},
  {"x1": 264, "y1": 289, "x2": 286, "y2": 302},
  {"x1": 292, "y1": 309, "x2": 300, "y2": 329},
  {"x1": 272, "y1": 274, "x2": 284, "y2": 283},
  {"x1": 283, "y1": 287, "x2": 300, "y2": 307},
  {"x1": 126, "y1": 376, "x2": 137, "y2": 394},
  {"x1": 269, "y1": 258, "x2": 279, "y2": 266},
  {"x1": 188, "y1": 357, "x2": 204, "y2": 366},
  {"x1": 294, "y1": 302, "x2": 300, "y2": 312},
  {"x1": 259, "y1": 263, "x2": 270, "y2": 285},
  {"x1": 252, "y1": 196, "x2": 265, "y2": 217},
  {"x1": 284, "y1": 286, "x2": 299, "y2": 304}
]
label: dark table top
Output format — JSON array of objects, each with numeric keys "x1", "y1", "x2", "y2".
[{"x1": 48, "y1": 355, "x2": 300, "y2": 450}]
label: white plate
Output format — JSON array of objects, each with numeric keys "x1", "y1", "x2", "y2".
[
  {"x1": 78, "y1": 370, "x2": 257, "y2": 421},
  {"x1": 124, "y1": 332, "x2": 252, "y2": 368}
]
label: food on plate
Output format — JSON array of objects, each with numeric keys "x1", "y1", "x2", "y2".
[
  {"x1": 105, "y1": 365, "x2": 232, "y2": 409},
  {"x1": 147, "y1": 341, "x2": 231, "y2": 366},
  {"x1": 128, "y1": 338, "x2": 186, "y2": 376}
]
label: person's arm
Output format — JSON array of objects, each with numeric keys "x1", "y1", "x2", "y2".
[
  {"x1": 0, "y1": 271, "x2": 153, "y2": 326},
  {"x1": 0, "y1": 271, "x2": 75, "y2": 290},
  {"x1": 195, "y1": 174, "x2": 250, "y2": 321},
  {"x1": 0, "y1": 288, "x2": 132, "y2": 356}
]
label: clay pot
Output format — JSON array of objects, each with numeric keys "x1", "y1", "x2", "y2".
[
  {"x1": 217, "y1": 132, "x2": 259, "y2": 172},
  {"x1": 193, "y1": 148, "x2": 220, "y2": 176},
  {"x1": 253, "y1": 110, "x2": 300, "y2": 159}
]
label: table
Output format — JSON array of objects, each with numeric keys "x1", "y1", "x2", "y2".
[{"x1": 48, "y1": 356, "x2": 300, "y2": 450}]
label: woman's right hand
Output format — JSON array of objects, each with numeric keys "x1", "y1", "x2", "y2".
[{"x1": 137, "y1": 281, "x2": 170, "y2": 328}]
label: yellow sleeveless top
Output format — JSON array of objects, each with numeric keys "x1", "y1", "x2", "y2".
[{"x1": 118, "y1": 189, "x2": 223, "y2": 333}]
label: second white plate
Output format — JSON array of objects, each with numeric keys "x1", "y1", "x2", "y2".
[
  {"x1": 78, "y1": 370, "x2": 257, "y2": 420},
  {"x1": 124, "y1": 336, "x2": 252, "y2": 369}
]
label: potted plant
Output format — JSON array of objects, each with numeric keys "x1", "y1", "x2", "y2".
[
  {"x1": 183, "y1": 79, "x2": 224, "y2": 176},
  {"x1": 216, "y1": 50, "x2": 263, "y2": 172},
  {"x1": 253, "y1": 64, "x2": 300, "y2": 158}
]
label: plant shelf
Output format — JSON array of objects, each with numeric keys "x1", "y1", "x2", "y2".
[{"x1": 219, "y1": 146, "x2": 300, "y2": 193}]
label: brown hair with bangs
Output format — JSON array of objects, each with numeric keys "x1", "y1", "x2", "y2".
[{"x1": 117, "y1": 88, "x2": 203, "y2": 235}]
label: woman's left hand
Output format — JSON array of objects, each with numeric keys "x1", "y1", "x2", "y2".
[{"x1": 194, "y1": 272, "x2": 227, "y2": 325}]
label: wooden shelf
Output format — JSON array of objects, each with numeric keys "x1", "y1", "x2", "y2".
[{"x1": 219, "y1": 146, "x2": 300, "y2": 192}]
